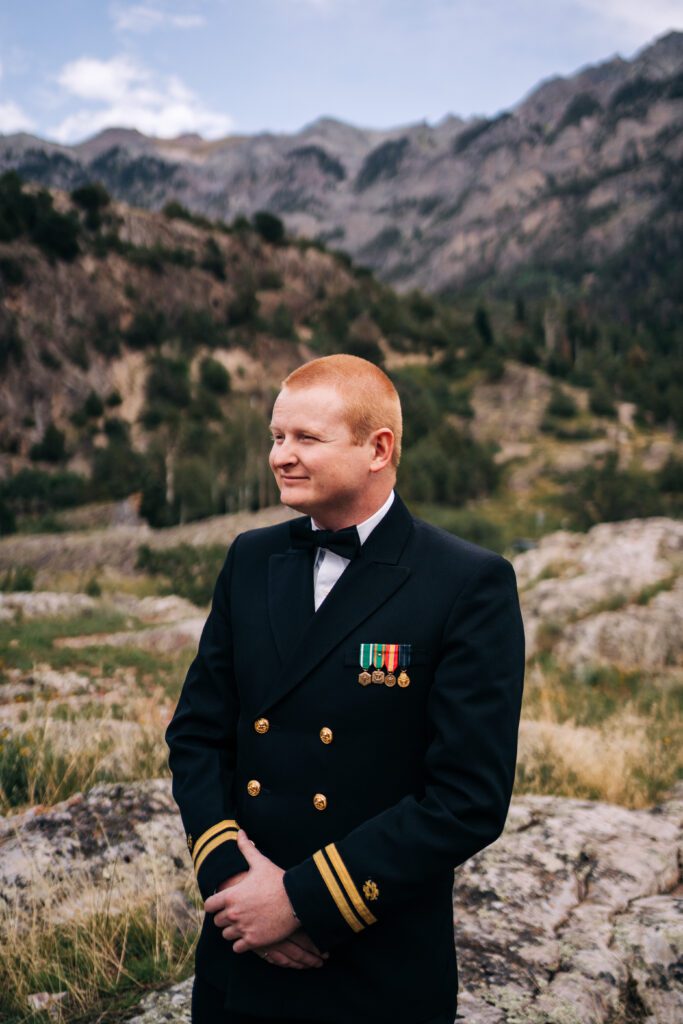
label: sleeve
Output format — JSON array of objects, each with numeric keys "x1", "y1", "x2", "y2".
[
  {"x1": 165, "y1": 534, "x2": 249, "y2": 900},
  {"x1": 283, "y1": 554, "x2": 525, "y2": 950}
]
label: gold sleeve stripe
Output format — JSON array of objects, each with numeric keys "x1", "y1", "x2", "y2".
[
  {"x1": 192, "y1": 820, "x2": 239, "y2": 863},
  {"x1": 313, "y1": 850, "x2": 364, "y2": 933},
  {"x1": 324, "y1": 843, "x2": 377, "y2": 926},
  {"x1": 194, "y1": 829, "x2": 239, "y2": 876}
]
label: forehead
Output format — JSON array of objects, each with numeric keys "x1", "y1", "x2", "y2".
[{"x1": 270, "y1": 384, "x2": 350, "y2": 430}]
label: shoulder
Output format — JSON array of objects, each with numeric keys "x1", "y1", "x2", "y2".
[{"x1": 408, "y1": 513, "x2": 518, "y2": 593}]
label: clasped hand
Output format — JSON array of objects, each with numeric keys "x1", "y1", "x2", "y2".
[{"x1": 204, "y1": 829, "x2": 329, "y2": 970}]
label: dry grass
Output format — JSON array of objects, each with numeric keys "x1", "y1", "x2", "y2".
[
  {"x1": 0, "y1": 866, "x2": 200, "y2": 1023},
  {"x1": 515, "y1": 659, "x2": 683, "y2": 807}
]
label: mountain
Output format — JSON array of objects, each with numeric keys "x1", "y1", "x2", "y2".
[{"x1": 0, "y1": 32, "x2": 681, "y2": 297}]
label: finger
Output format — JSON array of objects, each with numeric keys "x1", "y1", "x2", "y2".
[
  {"x1": 290, "y1": 932, "x2": 329, "y2": 959},
  {"x1": 204, "y1": 891, "x2": 227, "y2": 914},
  {"x1": 213, "y1": 908, "x2": 237, "y2": 928},
  {"x1": 264, "y1": 948, "x2": 305, "y2": 969},
  {"x1": 236, "y1": 829, "x2": 262, "y2": 866},
  {"x1": 221, "y1": 925, "x2": 242, "y2": 940},
  {"x1": 271, "y1": 939, "x2": 324, "y2": 968}
]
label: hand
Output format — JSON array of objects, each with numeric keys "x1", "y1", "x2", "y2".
[
  {"x1": 253, "y1": 929, "x2": 328, "y2": 969},
  {"x1": 204, "y1": 830, "x2": 301, "y2": 952}
]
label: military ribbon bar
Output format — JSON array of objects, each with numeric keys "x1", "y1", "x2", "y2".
[
  {"x1": 384, "y1": 643, "x2": 399, "y2": 687},
  {"x1": 371, "y1": 643, "x2": 385, "y2": 684},
  {"x1": 398, "y1": 643, "x2": 412, "y2": 688},
  {"x1": 358, "y1": 643, "x2": 373, "y2": 686}
]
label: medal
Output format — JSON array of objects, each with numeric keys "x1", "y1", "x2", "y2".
[
  {"x1": 397, "y1": 643, "x2": 411, "y2": 687},
  {"x1": 358, "y1": 643, "x2": 372, "y2": 686},
  {"x1": 371, "y1": 642, "x2": 385, "y2": 684},
  {"x1": 384, "y1": 642, "x2": 398, "y2": 687}
]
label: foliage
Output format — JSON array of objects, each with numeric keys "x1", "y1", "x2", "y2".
[
  {"x1": 400, "y1": 423, "x2": 500, "y2": 506},
  {"x1": 125, "y1": 309, "x2": 168, "y2": 349},
  {"x1": 252, "y1": 210, "x2": 285, "y2": 244},
  {"x1": 0, "y1": 469, "x2": 88, "y2": 517},
  {"x1": 199, "y1": 357, "x2": 231, "y2": 395},
  {"x1": 0, "y1": 171, "x2": 80, "y2": 260},
  {"x1": 200, "y1": 236, "x2": 226, "y2": 279},
  {"x1": 270, "y1": 303, "x2": 296, "y2": 339},
  {"x1": 70, "y1": 181, "x2": 110, "y2": 229},
  {"x1": 546, "y1": 386, "x2": 578, "y2": 418},
  {"x1": 0, "y1": 566, "x2": 35, "y2": 591},
  {"x1": 0, "y1": 255, "x2": 25, "y2": 285},
  {"x1": 29, "y1": 423, "x2": 67, "y2": 463},
  {"x1": 136, "y1": 543, "x2": 226, "y2": 605},
  {"x1": 558, "y1": 452, "x2": 664, "y2": 529}
]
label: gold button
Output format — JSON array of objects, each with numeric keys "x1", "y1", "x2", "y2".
[
  {"x1": 247, "y1": 779, "x2": 261, "y2": 796},
  {"x1": 254, "y1": 717, "x2": 270, "y2": 734},
  {"x1": 313, "y1": 792, "x2": 327, "y2": 811},
  {"x1": 319, "y1": 726, "x2": 333, "y2": 744}
]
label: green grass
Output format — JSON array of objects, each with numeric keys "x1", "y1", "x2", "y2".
[{"x1": 0, "y1": 884, "x2": 200, "y2": 1023}]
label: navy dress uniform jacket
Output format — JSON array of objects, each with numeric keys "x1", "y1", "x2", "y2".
[{"x1": 165, "y1": 492, "x2": 525, "y2": 1023}]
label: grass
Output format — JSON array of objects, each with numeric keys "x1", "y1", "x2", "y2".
[
  {"x1": 0, "y1": 872, "x2": 200, "y2": 1024},
  {"x1": 515, "y1": 657, "x2": 683, "y2": 807}
]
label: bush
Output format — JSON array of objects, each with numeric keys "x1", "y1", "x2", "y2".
[
  {"x1": 199, "y1": 357, "x2": 231, "y2": 395},
  {"x1": 83, "y1": 390, "x2": 104, "y2": 419},
  {"x1": 546, "y1": 386, "x2": 578, "y2": 418},
  {"x1": 200, "y1": 237, "x2": 225, "y2": 280},
  {"x1": 560, "y1": 452, "x2": 660, "y2": 529},
  {"x1": 0, "y1": 317, "x2": 24, "y2": 370},
  {"x1": 29, "y1": 423, "x2": 67, "y2": 463},
  {"x1": 136, "y1": 543, "x2": 227, "y2": 605},
  {"x1": 270, "y1": 303, "x2": 296, "y2": 340},
  {"x1": 252, "y1": 210, "x2": 285, "y2": 244},
  {"x1": 0, "y1": 566, "x2": 35, "y2": 591},
  {"x1": 589, "y1": 382, "x2": 616, "y2": 417},
  {"x1": 125, "y1": 309, "x2": 168, "y2": 350},
  {"x1": 227, "y1": 287, "x2": 259, "y2": 327},
  {"x1": 71, "y1": 181, "x2": 110, "y2": 230},
  {"x1": 145, "y1": 356, "x2": 191, "y2": 409},
  {"x1": 0, "y1": 256, "x2": 25, "y2": 285}
]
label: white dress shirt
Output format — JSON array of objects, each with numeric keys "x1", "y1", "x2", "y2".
[{"x1": 311, "y1": 490, "x2": 395, "y2": 611}]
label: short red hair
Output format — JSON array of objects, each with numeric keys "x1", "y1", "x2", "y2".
[{"x1": 282, "y1": 354, "x2": 402, "y2": 468}]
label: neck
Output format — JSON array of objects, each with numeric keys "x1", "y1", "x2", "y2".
[{"x1": 310, "y1": 485, "x2": 394, "y2": 532}]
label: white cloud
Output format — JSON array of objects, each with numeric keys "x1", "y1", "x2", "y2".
[
  {"x1": 49, "y1": 54, "x2": 232, "y2": 143},
  {"x1": 574, "y1": 0, "x2": 682, "y2": 41},
  {"x1": 0, "y1": 101, "x2": 36, "y2": 134},
  {"x1": 111, "y1": 3, "x2": 206, "y2": 33}
]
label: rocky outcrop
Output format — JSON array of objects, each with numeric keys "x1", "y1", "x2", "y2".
[
  {"x1": 2, "y1": 780, "x2": 681, "y2": 1023},
  {"x1": 514, "y1": 517, "x2": 683, "y2": 668}
]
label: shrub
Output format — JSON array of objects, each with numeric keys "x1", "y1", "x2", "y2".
[
  {"x1": 71, "y1": 181, "x2": 110, "y2": 230},
  {"x1": 83, "y1": 390, "x2": 104, "y2": 419},
  {"x1": 270, "y1": 303, "x2": 296, "y2": 340},
  {"x1": 0, "y1": 566, "x2": 35, "y2": 591},
  {"x1": 199, "y1": 357, "x2": 231, "y2": 395},
  {"x1": 125, "y1": 309, "x2": 168, "y2": 349},
  {"x1": 589, "y1": 381, "x2": 616, "y2": 417},
  {"x1": 146, "y1": 356, "x2": 191, "y2": 409},
  {"x1": 227, "y1": 287, "x2": 259, "y2": 327},
  {"x1": 252, "y1": 210, "x2": 285, "y2": 244},
  {"x1": 200, "y1": 237, "x2": 226, "y2": 280},
  {"x1": 0, "y1": 256, "x2": 24, "y2": 285},
  {"x1": 560, "y1": 452, "x2": 660, "y2": 529},
  {"x1": 29, "y1": 423, "x2": 67, "y2": 463},
  {"x1": 136, "y1": 543, "x2": 227, "y2": 605},
  {"x1": 547, "y1": 386, "x2": 578, "y2": 418},
  {"x1": 0, "y1": 317, "x2": 24, "y2": 370}
]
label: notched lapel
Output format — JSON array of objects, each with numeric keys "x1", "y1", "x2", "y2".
[
  {"x1": 268, "y1": 547, "x2": 315, "y2": 664},
  {"x1": 260, "y1": 493, "x2": 414, "y2": 714}
]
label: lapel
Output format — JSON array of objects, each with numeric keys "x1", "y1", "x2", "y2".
[{"x1": 262, "y1": 492, "x2": 414, "y2": 713}]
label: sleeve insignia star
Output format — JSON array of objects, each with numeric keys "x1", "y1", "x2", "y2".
[{"x1": 363, "y1": 879, "x2": 379, "y2": 901}]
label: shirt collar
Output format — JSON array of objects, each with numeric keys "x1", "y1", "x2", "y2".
[{"x1": 311, "y1": 489, "x2": 395, "y2": 546}]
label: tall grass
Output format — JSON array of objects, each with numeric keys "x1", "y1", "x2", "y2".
[{"x1": 0, "y1": 869, "x2": 200, "y2": 1023}]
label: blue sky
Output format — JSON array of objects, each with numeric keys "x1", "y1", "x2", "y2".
[{"x1": 1, "y1": 0, "x2": 681, "y2": 144}]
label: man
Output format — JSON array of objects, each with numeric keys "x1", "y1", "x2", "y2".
[{"x1": 166, "y1": 354, "x2": 525, "y2": 1024}]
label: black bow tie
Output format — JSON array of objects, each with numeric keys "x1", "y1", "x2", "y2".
[{"x1": 290, "y1": 518, "x2": 362, "y2": 559}]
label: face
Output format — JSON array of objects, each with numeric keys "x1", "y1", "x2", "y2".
[{"x1": 269, "y1": 384, "x2": 383, "y2": 527}]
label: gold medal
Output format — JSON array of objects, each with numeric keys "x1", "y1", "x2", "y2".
[
  {"x1": 384, "y1": 672, "x2": 396, "y2": 687},
  {"x1": 372, "y1": 669, "x2": 385, "y2": 684},
  {"x1": 358, "y1": 670, "x2": 372, "y2": 686},
  {"x1": 397, "y1": 670, "x2": 410, "y2": 688}
]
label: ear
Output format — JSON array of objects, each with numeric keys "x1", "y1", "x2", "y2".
[{"x1": 369, "y1": 428, "x2": 395, "y2": 473}]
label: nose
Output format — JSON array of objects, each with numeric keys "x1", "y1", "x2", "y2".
[{"x1": 270, "y1": 437, "x2": 297, "y2": 468}]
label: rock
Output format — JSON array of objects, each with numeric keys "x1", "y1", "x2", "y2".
[
  {"x1": 514, "y1": 517, "x2": 683, "y2": 661},
  {"x1": 0, "y1": 591, "x2": 97, "y2": 622},
  {"x1": 5, "y1": 779, "x2": 678, "y2": 1024},
  {"x1": 555, "y1": 578, "x2": 683, "y2": 670},
  {"x1": 55, "y1": 618, "x2": 205, "y2": 654}
]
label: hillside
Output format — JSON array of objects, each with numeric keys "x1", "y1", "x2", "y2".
[
  {"x1": 0, "y1": 31, "x2": 681, "y2": 301},
  {"x1": 0, "y1": 173, "x2": 681, "y2": 544}
]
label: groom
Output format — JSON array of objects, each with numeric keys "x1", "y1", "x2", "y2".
[{"x1": 166, "y1": 353, "x2": 525, "y2": 1023}]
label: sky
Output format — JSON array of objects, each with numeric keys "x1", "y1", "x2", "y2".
[{"x1": 0, "y1": 0, "x2": 681, "y2": 145}]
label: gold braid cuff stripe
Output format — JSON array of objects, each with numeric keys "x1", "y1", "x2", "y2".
[
  {"x1": 324, "y1": 843, "x2": 377, "y2": 926},
  {"x1": 193, "y1": 820, "x2": 239, "y2": 875},
  {"x1": 313, "y1": 850, "x2": 364, "y2": 933}
]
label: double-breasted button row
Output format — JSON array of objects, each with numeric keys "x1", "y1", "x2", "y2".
[
  {"x1": 253, "y1": 718, "x2": 333, "y2": 745},
  {"x1": 246, "y1": 779, "x2": 327, "y2": 811}
]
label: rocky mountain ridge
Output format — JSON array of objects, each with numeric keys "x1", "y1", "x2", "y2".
[{"x1": 1, "y1": 32, "x2": 681, "y2": 293}]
